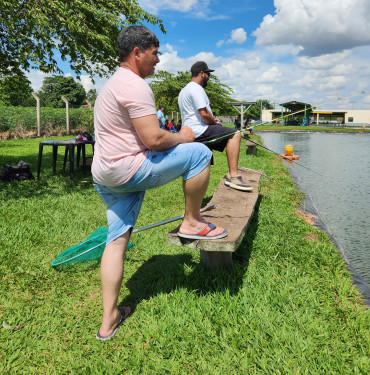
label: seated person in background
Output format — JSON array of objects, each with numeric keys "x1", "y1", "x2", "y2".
[
  {"x1": 176, "y1": 119, "x2": 182, "y2": 132},
  {"x1": 178, "y1": 61, "x2": 253, "y2": 192},
  {"x1": 167, "y1": 119, "x2": 178, "y2": 133}
]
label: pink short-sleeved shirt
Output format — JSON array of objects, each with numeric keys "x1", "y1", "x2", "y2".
[{"x1": 92, "y1": 68, "x2": 156, "y2": 186}]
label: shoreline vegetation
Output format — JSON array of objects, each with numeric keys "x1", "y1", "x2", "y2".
[
  {"x1": 254, "y1": 124, "x2": 370, "y2": 133},
  {"x1": 1, "y1": 136, "x2": 369, "y2": 373}
]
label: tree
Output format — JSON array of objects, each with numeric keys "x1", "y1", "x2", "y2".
[
  {"x1": 0, "y1": 72, "x2": 33, "y2": 106},
  {"x1": 149, "y1": 71, "x2": 234, "y2": 115},
  {"x1": 38, "y1": 76, "x2": 86, "y2": 107},
  {"x1": 245, "y1": 99, "x2": 273, "y2": 120},
  {"x1": 0, "y1": 1, "x2": 165, "y2": 78},
  {"x1": 86, "y1": 89, "x2": 98, "y2": 105}
]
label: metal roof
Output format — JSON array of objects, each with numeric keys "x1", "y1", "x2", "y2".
[
  {"x1": 230, "y1": 101, "x2": 256, "y2": 106},
  {"x1": 279, "y1": 101, "x2": 311, "y2": 112}
]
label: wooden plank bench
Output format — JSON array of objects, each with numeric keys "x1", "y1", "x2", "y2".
[{"x1": 167, "y1": 167, "x2": 261, "y2": 267}]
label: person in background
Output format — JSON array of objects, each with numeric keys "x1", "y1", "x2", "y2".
[
  {"x1": 91, "y1": 26, "x2": 227, "y2": 341},
  {"x1": 234, "y1": 116, "x2": 240, "y2": 130},
  {"x1": 157, "y1": 105, "x2": 165, "y2": 129},
  {"x1": 167, "y1": 119, "x2": 178, "y2": 133},
  {"x1": 178, "y1": 61, "x2": 253, "y2": 192},
  {"x1": 176, "y1": 119, "x2": 182, "y2": 132}
]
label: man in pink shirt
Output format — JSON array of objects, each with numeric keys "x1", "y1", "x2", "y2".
[{"x1": 92, "y1": 26, "x2": 227, "y2": 341}]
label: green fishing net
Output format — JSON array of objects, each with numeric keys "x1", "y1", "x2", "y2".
[{"x1": 51, "y1": 226, "x2": 135, "y2": 267}]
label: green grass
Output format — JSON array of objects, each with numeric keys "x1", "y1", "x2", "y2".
[{"x1": 0, "y1": 137, "x2": 369, "y2": 374}]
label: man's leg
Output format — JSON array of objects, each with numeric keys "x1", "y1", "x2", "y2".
[
  {"x1": 98, "y1": 231, "x2": 131, "y2": 337},
  {"x1": 225, "y1": 131, "x2": 242, "y2": 177},
  {"x1": 179, "y1": 162, "x2": 225, "y2": 236},
  {"x1": 196, "y1": 126, "x2": 253, "y2": 192}
]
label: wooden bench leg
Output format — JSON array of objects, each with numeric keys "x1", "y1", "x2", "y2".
[{"x1": 200, "y1": 251, "x2": 232, "y2": 268}]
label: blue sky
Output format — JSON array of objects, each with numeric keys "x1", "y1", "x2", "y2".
[{"x1": 27, "y1": 0, "x2": 370, "y2": 109}]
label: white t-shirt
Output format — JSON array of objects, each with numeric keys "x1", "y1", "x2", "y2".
[
  {"x1": 178, "y1": 82, "x2": 213, "y2": 138},
  {"x1": 92, "y1": 68, "x2": 156, "y2": 186}
]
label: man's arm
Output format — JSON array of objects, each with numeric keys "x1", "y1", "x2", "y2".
[
  {"x1": 198, "y1": 107, "x2": 220, "y2": 125},
  {"x1": 132, "y1": 114, "x2": 194, "y2": 151}
]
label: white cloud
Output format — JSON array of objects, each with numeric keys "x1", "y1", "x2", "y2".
[
  {"x1": 156, "y1": 45, "x2": 220, "y2": 74},
  {"x1": 155, "y1": 41, "x2": 370, "y2": 109},
  {"x1": 26, "y1": 70, "x2": 50, "y2": 92},
  {"x1": 259, "y1": 67, "x2": 282, "y2": 83},
  {"x1": 298, "y1": 51, "x2": 351, "y2": 69},
  {"x1": 139, "y1": 0, "x2": 201, "y2": 14},
  {"x1": 217, "y1": 28, "x2": 247, "y2": 47},
  {"x1": 80, "y1": 75, "x2": 95, "y2": 92},
  {"x1": 139, "y1": 0, "x2": 229, "y2": 20},
  {"x1": 253, "y1": 0, "x2": 370, "y2": 56}
]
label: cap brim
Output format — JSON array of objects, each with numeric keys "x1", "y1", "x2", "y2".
[{"x1": 204, "y1": 69, "x2": 215, "y2": 73}]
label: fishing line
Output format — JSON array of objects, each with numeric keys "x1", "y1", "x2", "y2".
[{"x1": 245, "y1": 139, "x2": 324, "y2": 177}]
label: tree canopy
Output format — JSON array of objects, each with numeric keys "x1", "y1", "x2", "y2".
[
  {"x1": 38, "y1": 76, "x2": 86, "y2": 108},
  {"x1": 0, "y1": 72, "x2": 33, "y2": 106},
  {"x1": 149, "y1": 71, "x2": 235, "y2": 115},
  {"x1": 0, "y1": 0, "x2": 165, "y2": 78}
]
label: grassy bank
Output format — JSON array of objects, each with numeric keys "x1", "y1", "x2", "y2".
[{"x1": 0, "y1": 137, "x2": 369, "y2": 374}]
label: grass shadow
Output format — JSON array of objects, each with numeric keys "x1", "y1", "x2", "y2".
[
  {"x1": 120, "y1": 200, "x2": 261, "y2": 314},
  {"x1": 120, "y1": 254, "x2": 246, "y2": 314}
]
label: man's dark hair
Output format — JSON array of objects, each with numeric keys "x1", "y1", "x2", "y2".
[{"x1": 117, "y1": 26, "x2": 159, "y2": 61}]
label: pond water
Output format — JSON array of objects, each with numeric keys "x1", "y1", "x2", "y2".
[{"x1": 258, "y1": 131, "x2": 370, "y2": 288}]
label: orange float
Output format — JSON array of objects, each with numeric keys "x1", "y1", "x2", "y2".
[{"x1": 280, "y1": 144, "x2": 299, "y2": 160}]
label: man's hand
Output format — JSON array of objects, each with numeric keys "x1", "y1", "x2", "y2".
[
  {"x1": 132, "y1": 114, "x2": 194, "y2": 151},
  {"x1": 179, "y1": 126, "x2": 195, "y2": 143},
  {"x1": 198, "y1": 108, "x2": 219, "y2": 125}
]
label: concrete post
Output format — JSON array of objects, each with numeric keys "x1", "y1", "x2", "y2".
[
  {"x1": 61, "y1": 96, "x2": 70, "y2": 134},
  {"x1": 31, "y1": 92, "x2": 41, "y2": 137}
]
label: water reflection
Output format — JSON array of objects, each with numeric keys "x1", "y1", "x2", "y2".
[{"x1": 260, "y1": 132, "x2": 370, "y2": 286}]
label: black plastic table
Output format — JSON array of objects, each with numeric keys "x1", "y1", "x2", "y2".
[{"x1": 37, "y1": 139, "x2": 95, "y2": 180}]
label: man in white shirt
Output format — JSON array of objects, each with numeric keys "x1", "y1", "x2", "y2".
[{"x1": 178, "y1": 61, "x2": 253, "y2": 192}]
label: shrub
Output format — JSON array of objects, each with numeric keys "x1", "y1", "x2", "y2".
[{"x1": 0, "y1": 106, "x2": 93, "y2": 135}]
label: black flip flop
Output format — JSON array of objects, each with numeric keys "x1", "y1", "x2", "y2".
[{"x1": 96, "y1": 307, "x2": 130, "y2": 341}]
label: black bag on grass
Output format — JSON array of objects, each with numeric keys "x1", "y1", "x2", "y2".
[{"x1": 1, "y1": 161, "x2": 34, "y2": 182}]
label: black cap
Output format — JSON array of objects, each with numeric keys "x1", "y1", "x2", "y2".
[{"x1": 190, "y1": 61, "x2": 215, "y2": 75}]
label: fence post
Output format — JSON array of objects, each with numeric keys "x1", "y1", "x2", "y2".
[
  {"x1": 61, "y1": 96, "x2": 70, "y2": 134},
  {"x1": 86, "y1": 100, "x2": 92, "y2": 110},
  {"x1": 31, "y1": 92, "x2": 41, "y2": 137}
]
